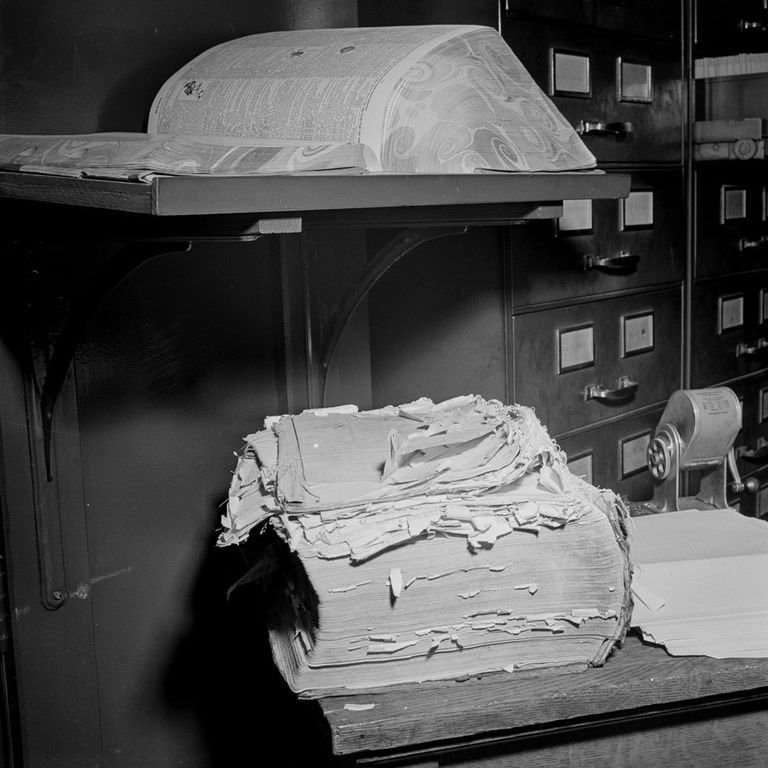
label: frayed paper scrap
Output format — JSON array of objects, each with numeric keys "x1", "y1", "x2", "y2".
[
  {"x1": 328, "y1": 580, "x2": 372, "y2": 594},
  {"x1": 389, "y1": 568, "x2": 403, "y2": 599}
]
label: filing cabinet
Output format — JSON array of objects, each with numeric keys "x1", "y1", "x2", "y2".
[
  {"x1": 728, "y1": 462, "x2": 768, "y2": 520},
  {"x1": 691, "y1": 0, "x2": 768, "y2": 516},
  {"x1": 500, "y1": 0, "x2": 684, "y2": 503},
  {"x1": 513, "y1": 287, "x2": 682, "y2": 436},
  {"x1": 695, "y1": 0, "x2": 768, "y2": 56},
  {"x1": 690, "y1": 272, "x2": 768, "y2": 387},
  {"x1": 367, "y1": 1, "x2": 688, "y2": 503},
  {"x1": 560, "y1": 407, "x2": 663, "y2": 501},
  {"x1": 752, "y1": 473, "x2": 768, "y2": 520},
  {"x1": 695, "y1": 164, "x2": 768, "y2": 278},
  {"x1": 509, "y1": 168, "x2": 685, "y2": 307},
  {"x1": 504, "y1": 0, "x2": 680, "y2": 43},
  {"x1": 725, "y1": 373, "x2": 768, "y2": 482},
  {"x1": 502, "y1": 20, "x2": 683, "y2": 165}
]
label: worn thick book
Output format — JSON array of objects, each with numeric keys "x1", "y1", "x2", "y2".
[
  {"x1": 219, "y1": 395, "x2": 631, "y2": 698},
  {"x1": 0, "y1": 26, "x2": 595, "y2": 179}
]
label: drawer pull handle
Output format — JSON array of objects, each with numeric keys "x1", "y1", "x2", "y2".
[
  {"x1": 576, "y1": 120, "x2": 633, "y2": 139},
  {"x1": 583, "y1": 250, "x2": 639, "y2": 273},
  {"x1": 584, "y1": 376, "x2": 638, "y2": 403},
  {"x1": 739, "y1": 236, "x2": 768, "y2": 251},
  {"x1": 739, "y1": 19, "x2": 767, "y2": 33},
  {"x1": 737, "y1": 443, "x2": 768, "y2": 464},
  {"x1": 736, "y1": 338, "x2": 768, "y2": 358}
]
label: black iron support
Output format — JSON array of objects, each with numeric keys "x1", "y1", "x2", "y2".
[{"x1": 318, "y1": 226, "x2": 467, "y2": 405}]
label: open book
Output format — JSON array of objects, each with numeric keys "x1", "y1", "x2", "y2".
[
  {"x1": 630, "y1": 508, "x2": 768, "y2": 658},
  {"x1": 0, "y1": 26, "x2": 596, "y2": 179}
]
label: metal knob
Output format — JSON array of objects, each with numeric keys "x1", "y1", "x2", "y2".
[
  {"x1": 739, "y1": 19, "x2": 767, "y2": 32},
  {"x1": 738, "y1": 235, "x2": 768, "y2": 252},
  {"x1": 736, "y1": 338, "x2": 768, "y2": 358}
]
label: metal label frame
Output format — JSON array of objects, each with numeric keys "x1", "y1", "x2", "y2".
[
  {"x1": 550, "y1": 48, "x2": 592, "y2": 98},
  {"x1": 718, "y1": 293, "x2": 745, "y2": 334},
  {"x1": 621, "y1": 310, "x2": 655, "y2": 357},
  {"x1": 617, "y1": 57, "x2": 653, "y2": 104},
  {"x1": 557, "y1": 322, "x2": 595, "y2": 373},
  {"x1": 619, "y1": 429, "x2": 652, "y2": 479}
]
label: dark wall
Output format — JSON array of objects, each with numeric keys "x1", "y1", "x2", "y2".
[
  {"x1": 0, "y1": 2, "x2": 513, "y2": 766},
  {"x1": 1, "y1": 3, "x2": 360, "y2": 767},
  {"x1": 0, "y1": 0, "x2": 358, "y2": 133}
]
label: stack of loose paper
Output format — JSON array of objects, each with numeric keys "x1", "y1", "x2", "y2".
[
  {"x1": 631, "y1": 508, "x2": 768, "y2": 658},
  {"x1": 219, "y1": 395, "x2": 632, "y2": 698}
]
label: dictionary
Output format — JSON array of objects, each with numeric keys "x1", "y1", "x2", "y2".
[
  {"x1": 0, "y1": 26, "x2": 595, "y2": 180},
  {"x1": 219, "y1": 395, "x2": 631, "y2": 698}
]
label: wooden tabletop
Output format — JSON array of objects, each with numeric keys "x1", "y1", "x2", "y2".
[{"x1": 319, "y1": 634, "x2": 768, "y2": 760}]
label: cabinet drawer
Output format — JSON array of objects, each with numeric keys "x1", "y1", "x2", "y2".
[
  {"x1": 509, "y1": 169, "x2": 684, "y2": 307},
  {"x1": 753, "y1": 471, "x2": 768, "y2": 521},
  {"x1": 691, "y1": 272, "x2": 768, "y2": 386},
  {"x1": 502, "y1": 22, "x2": 683, "y2": 164},
  {"x1": 513, "y1": 287, "x2": 682, "y2": 434},
  {"x1": 559, "y1": 408, "x2": 662, "y2": 502},
  {"x1": 696, "y1": 0, "x2": 768, "y2": 56},
  {"x1": 505, "y1": 0, "x2": 680, "y2": 42},
  {"x1": 727, "y1": 374, "x2": 768, "y2": 479},
  {"x1": 696, "y1": 166, "x2": 768, "y2": 277},
  {"x1": 728, "y1": 464, "x2": 768, "y2": 519}
]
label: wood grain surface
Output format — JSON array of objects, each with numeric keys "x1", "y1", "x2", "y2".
[{"x1": 320, "y1": 635, "x2": 768, "y2": 757}]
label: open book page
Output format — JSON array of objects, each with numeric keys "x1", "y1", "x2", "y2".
[
  {"x1": 148, "y1": 26, "x2": 473, "y2": 171},
  {"x1": 630, "y1": 509, "x2": 768, "y2": 658},
  {"x1": 0, "y1": 26, "x2": 596, "y2": 176},
  {"x1": 0, "y1": 133, "x2": 374, "y2": 177},
  {"x1": 148, "y1": 25, "x2": 596, "y2": 173},
  {"x1": 376, "y1": 26, "x2": 597, "y2": 172}
]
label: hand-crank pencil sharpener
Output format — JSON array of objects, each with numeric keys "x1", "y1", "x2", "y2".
[{"x1": 646, "y1": 387, "x2": 758, "y2": 512}]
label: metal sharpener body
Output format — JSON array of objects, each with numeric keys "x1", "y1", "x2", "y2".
[{"x1": 648, "y1": 388, "x2": 742, "y2": 511}]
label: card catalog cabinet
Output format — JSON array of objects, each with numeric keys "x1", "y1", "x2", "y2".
[
  {"x1": 695, "y1": 0, "x2": 768, "y2": 56},
  {"x1": 509, "y1": 169, "x2": 685, "y2": 307},
  {"x1": 726, "y1": 373, "x2": 768, "y2": 484},
  {"x1": 504, "y1": 0, "x2": 680, "y2": 43},
  {"x1": 512, "y1": 288, "x2": 681, "y2": 436},
  {"x1": 502, "y1": 20, "x2": 683, "y2": 165},
  {"x1": 696, "y1": 165, "x2": 768, "y2": 278},
  {"x1": 559, "y1": 407, "x2": 663, "y2": 501},
  {"x1": 690, "y1": 272, "x2": 768, "y2": 386},
  {"x1": 745, "y1": 473, "x2": 768, "y2": 520},
  {"x1": 502, "y1": 1, "x2": 684, "y2": 503},
  {"x1": 692, "y1": 0, "x2": 768, "y2": 515}
]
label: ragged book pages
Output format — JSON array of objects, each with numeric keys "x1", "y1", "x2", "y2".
[
  {"x1": 219, "y1": 395, "x2": 631, "y2": 698},
  {"x1": 0, "y1": 26, "x2": 595, "y2": 180}
]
